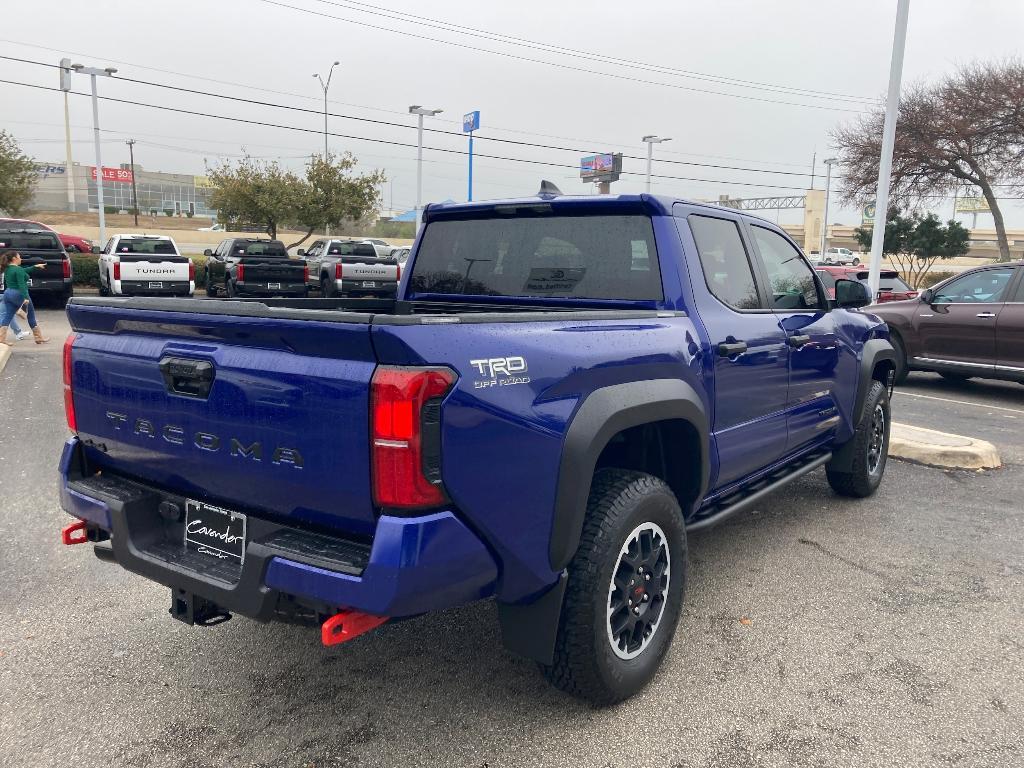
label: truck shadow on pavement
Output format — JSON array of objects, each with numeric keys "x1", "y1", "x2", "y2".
[{"x1": 109, "y1": 462, "x2": 1022, "y2": 768}]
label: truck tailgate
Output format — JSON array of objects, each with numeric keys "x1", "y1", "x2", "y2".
[
  {"x1": 67, "y1": 301, "x2": 378, "y2": 535},
  {"x1": 340, "y1": 257, "x2": 399, "y2": 282},
  {"x1": 117, "y1": 255, "x2": 190, "y2": 282},
  {"x1": 19, "y1": 253, "x2": 66, "y2": 282},
  {"x1": 240, "y1": 258, "x2": 306, "y2": 282}
]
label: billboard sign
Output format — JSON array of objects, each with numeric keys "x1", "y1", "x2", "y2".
[
  {"x1": 956, "y1": 194, "x2": 990, "y2": 213},
  {"x1": 580, "y1": 153, "x2": 622, "y2": 182},
  {"x1": 90, "y1": 166, "x2": 134, "y2": 184},
  {"x1": 462, "y1": 110, "x2": 480, "y2": 133}
]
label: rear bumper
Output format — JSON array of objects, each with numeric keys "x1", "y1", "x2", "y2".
[
  {"x1": 335, "y1": 278, "x2": 398, "y2": 297},
  {"x1": 114, "y1": 279, "x2": 194, "y2": 296},
  {"x1": 28, "y1": 277, "x2": 72, "y2": 293},
  {"x1": 58, "y1": 437, "x2": 497, "y2": 619},
  {"x1": 234, "y1": 281, "x2": 307, "y2": 297}
]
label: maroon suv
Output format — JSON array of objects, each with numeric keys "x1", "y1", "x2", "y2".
[{"x1": 870, "y1": 262, "x2": 1024, "y2": 385}]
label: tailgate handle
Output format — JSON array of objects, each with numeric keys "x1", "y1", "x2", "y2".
[{"x1": 159, "y1": 357, "x2": 215, "y2": 399}]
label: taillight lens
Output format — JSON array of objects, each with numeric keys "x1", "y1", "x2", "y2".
[
  {"x1": 335, "y1": 262, "x2": 343, "y2": 280},
  {"x1": 62, "y1": 257, "x2": 71, "y2": 278},
  {"x1": 113, "y1": 262, "x2": 120, "y2": 281},
  {"x1": 303, "y1": 264, "x2": 309, "y2": 283},
  {"x1": 236, "y1": 263, "x2": 245, "y2": 281},
  {"x1": 63, "y1": 334, "x2": 77, "y2": 432},
  {"x1": 395, "y1": 262, "x2": 401, "y2": 282},
  {"x1": 188, "y1": 259, "x2": 195, "y2": 281},
  {"x1": 371, "y1": 366, "x2": 456, "y2": 509}
]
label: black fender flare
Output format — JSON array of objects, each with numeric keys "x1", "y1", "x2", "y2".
[
  {"x1": 498, "y1": 379, "x2": 709, "y2": 664},
  {"x1": 830, "y1": 338, "x2": 896, "y2": 471},
  {"x1": 549, "y1": 378, "x2": 709, "y2": 572}
]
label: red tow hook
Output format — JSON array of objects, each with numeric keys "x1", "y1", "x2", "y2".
[
  {"x1": 61, "y1": 520, "x2": 89, "y2": 545},
  {"x1": 321, "y1": 610, "x2": 388, "y2": 647}
]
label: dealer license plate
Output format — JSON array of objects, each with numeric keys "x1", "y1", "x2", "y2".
[
  {"x1": 268, "y1": 282, "x2": 281, "y2": 290},
  {"x1": 362, "y1": 281, "x2": 376, "y2": 288},
  {"x1": 184, "y1": 500, "x2": 246, "y2": 564},
  {"x1": 149, "y1": 282, "x2": 164, "y2": 289}
]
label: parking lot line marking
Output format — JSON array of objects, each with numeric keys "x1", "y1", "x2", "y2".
[{"x1": 895, "y1": 390, "x2": 1024, "y2": 416}]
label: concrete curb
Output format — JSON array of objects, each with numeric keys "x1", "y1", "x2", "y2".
[
  {"x1": 890, "y1": 422, "x2": 1001, "y2": 470},
  {"x1": 0, "y1": 344, "x2": 10, "y2": 376}
]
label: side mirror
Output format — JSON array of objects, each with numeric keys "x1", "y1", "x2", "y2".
[
  {"x1": 834, "y1": 279, "x2": 872, "y2": 309},
  {"x1": 90, "y1": 245, "x2": 100, "y2": 254},
  {"x1": 919, "y1": 288, "x2": 934, "y2": 304},
  {"x1": 203, "y1": 248, "x2": 213, "y2": 257},
  {"x1": 296, "y1": 248, "x2": 305, "y2": 256}
]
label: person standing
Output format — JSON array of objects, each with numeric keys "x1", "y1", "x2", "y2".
[{"x1": 0, "y1": 251, "x2": 50, "y2": 345}]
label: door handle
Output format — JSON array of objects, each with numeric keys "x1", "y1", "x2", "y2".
[
  {"x1": 976, "y1": 312, "x2": 996, "y2": 318},
  {"x1": 788, "y1": 334, "x2": 812, "y2": 348},
  {"x1": 717, "y1": 341, "x2": 748, "y2": 357}
]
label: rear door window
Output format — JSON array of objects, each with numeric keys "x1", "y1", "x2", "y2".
[
  {"x1": 0, "y1": 232, "x2": 61, "y2": 251},
  {"x1": 688, "y1": 214, "x2": 761, "y2": 310},
  {"x1": 409, "y1": 214, "x2": 662, "y2": 301},
  {"x1": 232, "y1": 241, "x2": 287, "y2": 257}
]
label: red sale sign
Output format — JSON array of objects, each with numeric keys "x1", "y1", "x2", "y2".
[{"x1": 90, "y1": 166, "x2": 134, "y2": 183}]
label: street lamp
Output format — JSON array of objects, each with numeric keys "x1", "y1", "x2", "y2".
[
  {"x1": 641, "y1": 135, "x2": 671, "y2": 193},
  {"x1": 70, "y1": 62, "x2": 117, "y2": 245},
  {"x1": 312, "y1": 61, "x2": 340, "y2": 160},
  {"x1": 821, "y1": 157, "x2": 839, "y2": 256},
  {"x1": 313, "y1": 61, "x2": 339, "y2": 236},
  {"x1": 409, "y1": 105, "x2": 443, "y2": 233}
]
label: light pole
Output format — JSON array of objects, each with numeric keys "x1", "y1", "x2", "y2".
[
  {"x1": 126, "y1": 139, "x2": 139, "y2": 227},
  {"x1": 70, "y1": 62, "x2": 117, "y2": 246},
  {"x1": 312, "y1": 61, "x2": 340, "y2": 161},
  {"x1": 409, "y1": 105, "x2": 443, "y2": 233},
  {"x1": 867, "y1": 0, "x2": 911, "y2": 299},
  {"x1": 314, "y1": 62, "x2": 340, "y2": 237},
  {"x1": 641, "y1": 135, "x2": 671, "y2": 193},
  {"x1": 820, "y1": 157, "x2": 838, "y2": 256},
  {"x1": 58, "y1": 59, "x2": 75, "y2": 213}
]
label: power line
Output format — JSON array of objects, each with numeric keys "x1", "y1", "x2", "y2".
[
  {"x1": 305, "y1": 0, "x2": 875, "y2": 105},
  {"x1": 1, "y1": 54, "x2": 840, "y2": 180},
  {"x1": 0, "y1": 77, "x2": 821, "y2": 192},
  {"x1": 256, "y1": 0, "x2": 870, "y2": 114}
]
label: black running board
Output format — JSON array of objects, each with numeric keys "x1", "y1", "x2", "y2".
[{"x1": 686, "y1": 451, "x2": 832, "y2": 532}]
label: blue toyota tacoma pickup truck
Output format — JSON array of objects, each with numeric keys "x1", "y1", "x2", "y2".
[{"x1": 59, "y1": 187, "x2": 895, "y2": 703}]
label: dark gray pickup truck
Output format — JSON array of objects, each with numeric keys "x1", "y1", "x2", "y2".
[{"x1": 203, "y1": 238, "x2": 308, "y2": 298}]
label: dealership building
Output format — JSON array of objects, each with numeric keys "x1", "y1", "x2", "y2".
[{"x1": 31, "y1": 161, "x2": 215, "y2": 218}]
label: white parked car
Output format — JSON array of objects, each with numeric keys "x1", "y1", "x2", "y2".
[
  {"x1": 821, "y1": 247, "x2": 861, "y2": 266},
  {"x1": 98, "y1": 234, "x2": 195, "y2": 296}
]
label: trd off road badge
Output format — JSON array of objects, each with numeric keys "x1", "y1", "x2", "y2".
[{"x1": 469, "y1": 356, "x2": 530, "y2": 389}]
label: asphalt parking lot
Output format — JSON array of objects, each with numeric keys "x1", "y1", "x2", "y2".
[{"x1": 1, "y1": 309, "x2": 1021, "y2": 768}]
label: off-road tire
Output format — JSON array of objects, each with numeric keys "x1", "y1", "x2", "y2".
[
  {"x1": 542, "y1": 469, "x2": 687, "y2": 705},
  {"x1": 827, "y1": 380, "x2": 890, "y2": 498}
]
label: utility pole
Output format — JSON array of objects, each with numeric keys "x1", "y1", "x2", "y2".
[
  {"x1": 867, "y1": 0, "x2": 911, "y2": 299},
  {"x1": 820, "y1": 158, "x2": 838, "y2": 255},
  {"x1": 126, "y1": 139, "x2": 139, "y2": 227},
  {"x1": 809, "y1": 151, "x2": 817, "y2": 189},
  {"x1": 642, "y1": 135, "x2": 671, "y2": 193},
  {"x1": 70, "y1": 62, "x2": 117, "y2": 246},
  {"x1": 409, "y1": 105, "x2": 443, "y2": 233},
  {"x1": 313, "y1": 61, "x2": 339, "y2": 236},
  {"x1": 59, "y1": 59, "x2": 75, "y2": 212}
]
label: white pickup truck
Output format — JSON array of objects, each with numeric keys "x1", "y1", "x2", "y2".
[{"x1": 98, "y1": 235, "x2": 195, "y2": 296}]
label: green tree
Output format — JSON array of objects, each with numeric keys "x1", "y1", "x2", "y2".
[
  {"x1": 207, "y1": 157, "x2": 305, "y2": 239},
  {"x1": 833, "y1": 60, "x2": 1024, "y2": 262},
  {"x1": 0, "y1": 131, "x2": 37, "y2": 216},
  {"x1": 855, "y1": 209, "x2": 970, "y2": 288},
  {"x1": 287, "y1": 153, "x2": 385, "y2": 249}
]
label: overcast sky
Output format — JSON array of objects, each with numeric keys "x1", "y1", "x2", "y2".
[{"x1": 3, "y1": 0, "x2": 1023, "y2": 227}]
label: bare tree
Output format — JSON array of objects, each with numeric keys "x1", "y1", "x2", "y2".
[{"x1": 832, "y1": 60, "x2": 1024, "y2": 262}]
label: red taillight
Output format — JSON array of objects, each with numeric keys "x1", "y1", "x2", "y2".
[
  {"x1": 335, "y1": 262, "x2": 343, "y2": 280},
  {"x1": 236, "y1": 263, "x2": 245, "y2": 281},
  {"x1": 188, "y1": 259, "x2": 195, "y2": 281},
  {"x1": 113, "y1": 262, "x2": 120, "y2": 281},
  {"x1": 303, "y1": 264, "x2": 309, "y2": 284},
  {"x1": 371, "y1": 366, "x2": 456, "y2": 509},
  {"x1": 63, "y1": 334, "x2": 77, "y2": 432},
  {"x1": 395, "y1": 263, "x2": 401, "y2": 282},
  {"x1": 62, "y1": 257, "x2": 71, "y2": 278}
]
